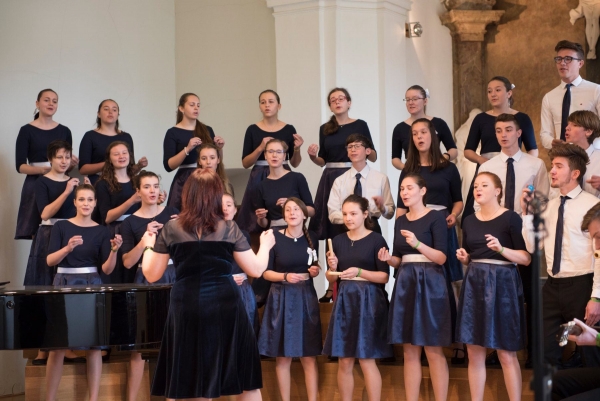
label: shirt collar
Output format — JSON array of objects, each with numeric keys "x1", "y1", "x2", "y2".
[
  {"x1": 564, "y1": 185, "x2": 583, "y2": 199},
  {"x1": 561, "y1": 75, "x2": 583, "y2": 88},
  {"x1": 350, "y1": 164, "x2": 370, "y2": 178},
  {"x1": 499, "y1": 149, "x2": 523, "y2": 163},
  {"x1": 586, "y1": 144, "x2": 594, "y2": 157}
]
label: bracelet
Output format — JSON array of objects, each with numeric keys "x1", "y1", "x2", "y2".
[
  {"x1": 357, "y1": 268, "x2": 362, "y2": 277},
  {"x1": 143, "y1": 246, "x2": 154, "y2": 253},
  {"x1": 283, "y1": 272, "x2": 289, "y2": 282},
  {"x1": 450, "y1": 212, "x2": 457, "y2": 218},
  {"x1": 111, "y1": 246, "x2": 118, "y2": 253},
  {"x1": 184, "y1": 146, "x2": 189, "y2": 156},
  {"x1": 597, "y1": 333, "x2": 600, "y2": 348},
  {"x1": 412, "y1": 241, "x2": 420, "y2": 249},
  {"x1": 498, "y1": 247, "x2": 505, "y2": 254},
  {"x1": 591, "y1": 297, "x2": 600, "y2": 303}
]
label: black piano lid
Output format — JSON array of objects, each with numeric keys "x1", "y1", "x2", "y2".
[{"x1": 0, "y1": 283, "x2": 172, "y2": 295}]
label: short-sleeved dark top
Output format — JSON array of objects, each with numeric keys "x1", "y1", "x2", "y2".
[
  {"x1": 332, "y1": 231, "x2": 389, "y2": 274},
  {"x1": 397, "y1": 164, "x2": 462, "y2": 210},
  {"x1": 95, "y1": 179, "x2": 140, "y2": 224},
  {"x1": 35, "y1": 176, "x2": 76, "y2": 218},
  {"x1": 231, "y1": 230, "x2": 251, "y2": 275},
  {"x1": 15, "y1": 124, "x2": 72, "y2": 172},
  {"x1": 393, "y1": 211, "x2": 448, "y2": 257},
  {"x1": 120, "y1": 206, "x2": 180, "y2": 262},
  {"x1": 267, "y1": 230, "x2": 320, "y2": 274},
  {"x1": 465, "y1": 112, "x2": 537, "y2": 154},
  {"x1": 48, "y1": 220, "x2": 111, "y2": 268},
  {"x1": 318, "y1": 119, "x2": 374, "y2": 163},
  {"x1": 462, "y1": 210, "x2": 526, "y2": 261},
  {"x1": 391, "y1": 117, "x2": 456, "y2": 160},
  {"x1": 254, "y1": 172, "x2": 314, "y2": 221},
  {"x1": 162, "y1": 126, "x2": 215, "y2": 172},
  {"x1": 154, "y1": 219, "x2": 251, "y2": 254},
  {"x1": 242, "y1": 124, "x2": 297, "y2": 162},
  {"x1": 78, "y1": 130, "x2": 135, "y2": 169}
]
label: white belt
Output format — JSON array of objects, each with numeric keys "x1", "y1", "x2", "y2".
[
  {"x1": 255, "y1": 160, "x2": 289, "y2": 166},
  {"x1": 426, "y1": 204, "x2": 447, "y2": 211},
  {"x1": 270, "y1": 218, "x2": 286, "y2": 228},
  {"x1": 481, "y1": 152, "x2": 500, "y2": 160},
  {"x1": 325, "y1": 162, "x2": 352, "y2": 168},
  {"x1": 116, "y1": 214, "x2": 131, "y2": 222},
  {"x1": 30, "y1": 162, "x2": 51, "y2": 167},
  {"x1": 232, "y1": 273, "x2": 248, "y2": 280},
  {"x1": 472, "y1": 259, "x2": 515, "y2": 266},
  {"x1": 179, "y1": 163, "x2": 198, "y2": 169},
  {"x1": 41, "y1": 218, "x2": 66, "y2": 226},
  {"x1": 401, "y1": 254, "x2": 433, "y2": 263},
  {"x1": 341, "y1": 276, "x2": 368, "y2": 281},
  {"x1": 283, "y1": 273, "x2": 309, "y2": 281},
  {"x1": 139, "y1": 259, "x2": 173, "y2": 268},
  {"x1": 57, "y1": 267, "x2": 97, "y2": 274}
]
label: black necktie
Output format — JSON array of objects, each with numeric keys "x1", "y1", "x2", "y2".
[
  {"x1": 505, "y1": 158, "x2": 515, "y2": 211},
  {"x1": 552, "y1": 196, "x2": 570, "y2": 276},
  {"x1": 354, "y1": 173, "x2": 362, "y2": 197},
  {"x1": 560, "y1": 83, "x2": 573, "y2": 141}
]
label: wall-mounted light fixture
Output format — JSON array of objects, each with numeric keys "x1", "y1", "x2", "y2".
[{"x1": 405, "y1": 22, "x2": 423, "y2": 38}]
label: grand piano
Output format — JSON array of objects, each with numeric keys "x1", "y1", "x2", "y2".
[{"x1": 0, "y1": 284, "x2": 171, "y2": 350}]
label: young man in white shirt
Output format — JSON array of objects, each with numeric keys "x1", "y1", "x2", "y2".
[
  {"x1": 540, "y1": 40, "x2": 600, "y2": 150},
  {"x1": 565, "y1": 110, "x2": 600, "y2": 197},
  {"x1": 521, "y1": 144, "x2": 600, "y2": 368},
  {"x1": 328, "y1": 134, "x2": 395, "y2": 236}
]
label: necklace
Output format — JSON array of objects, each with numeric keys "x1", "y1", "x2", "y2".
[
  {"x1": 479, "y1": 206, "x2": 501, "y2": 221},
  {"x1": 284, "y1": 228, "x2": 303, "y2": 242}
]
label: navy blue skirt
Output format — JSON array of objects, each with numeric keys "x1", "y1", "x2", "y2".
[
  {"x1": 53, "y1": 272, "x2": 102, "y2": 286},
  {"x1": 24, "y1": 225, "x2": 55, "y2": 285},
  {"x1": 166, "y1": 167, "x2": 194, "y2": 211},
  {"x1": 443, "y1": 211, "x2": 463, "y2": 282},
  {"x1": 134, "y1": 263, "x2": 176, "y2": 284},
  {"x1": 15, "y1": 174, "x2": 41, "y2": 239},
  {"x1": 456, "y1": 261, "x2": 526, "y2": 351},
  {"x1": 258, "y1": 281, "x2": 322, "y2": 357},
  {"x1": 308, "y1": 166, "x2": 350, "y2": 240},
  {"x1": 323, "y1": 280, "x2": 393, "y2": 359},
  {"x1": 237, "y1": 280, "x2": 259, "y2": 335},
  {"x1": 388, "y1": 262, "x2": 452, "y2": 346}
]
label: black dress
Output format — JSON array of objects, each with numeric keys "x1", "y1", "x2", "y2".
[
  {"x1": 14, "y1": 124, "x2": 72, "y2": 239},
  {"x1": 388, "y1": 211, "x2": 451, "y2": 346},
  {"x1": 151, "y1": 219, "x2": 262, "y2": 399},
  {"x1": 95, "y1": 179, "x2": 141, "y2": 283},
  {"x1": 163, "y1": 126, "x2": 215, "y2": 210},
  {"x1": 231, "y1": 229, "x2": 259, "y2": 334},
  {"x1": 238, "y1": 124, "x2": 296, "y2": 233},
  {"x1": 120, "y1": 206, "x2": 179, "y2": 284},
  {"x1": 24, "y1": 176, "x2": 76, "y2": 285},
  {"x1": 456, "y1": 211, "x2": 527, "y2": 351},
  {"x1": 391, "y1": 117, "x2": 456, "y2": 161},
  {"x1": 308, "y1": 119, "x2": 373, "y2": 240},
  {"x1": 258, "y1": 230, "x2": 322, "y2": 357},
  {"x1": 78, "y1": 130, "x2": 135, "y2": 186},
  {"x1": 322, "y1": 232, "x2": 393, "y2": 358}
]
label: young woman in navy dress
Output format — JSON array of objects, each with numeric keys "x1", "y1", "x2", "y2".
[
  {"x1": 379, "y1": 173, "x2": 451, "y2": 401},
  {"x1": 238, "y1": 90, "x2": 303, "y2": 234},
  {"x1": 140, "y1": 168, "x2": 276, "y2": 400},
  {"x1": 391, "y1": 85, "x2": 457, "y2": 170},
  {"x1": 307, "y1": 87, "x2": 377, "y2": 241},
  {"x1": 462, "y1": 77, "x2": 538, "y2": 224},
  {"x1": 258, "y1": 197, "x2": 322, "y2": 401},
  {"x1": 456, "y1": 172, "x2": 530, "y2": 401},
  {"x1": 79, "y1": 99, "x2": 147, "y2": 186},
  {"x1": 95, "y1": 141, "x2": 143, "y2": 283},
  {"x1": 15, "y1": 89, "x2": 76, "y2": 239},
  {"x1": 198, "y1": 143, "x2": 234, "y2": 197},
  {"x1": 323, "y1": 195, "x2": 392, "y2": 401},
  {"x1": 45, "y1": 184, "x2": 122, "y2": 401},
  {"x1": 163, "y1": 92, "x2": 225, "y2": 210}
]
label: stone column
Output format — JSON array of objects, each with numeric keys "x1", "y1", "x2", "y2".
[{"x1": 440, "y1": 4, "x2": 504, "y2": 130}]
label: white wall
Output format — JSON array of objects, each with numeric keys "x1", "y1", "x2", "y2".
[{"x1": 0, "y1": 0, "x2": 176, "y2": 395}]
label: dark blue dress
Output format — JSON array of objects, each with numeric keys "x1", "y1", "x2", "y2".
[
  {"x1": 120, "y1": 206, "x2": 179, "y2": 284},
  {"x1": 323, "y1": 232, "x2": 393, "y2": 358},
  {"x1": 238, "y1": 124, "x2": 296, "y2": 233},
  {"x1": 15, "y1": 124, "x2": 72, "y2": 239},
  {"x1": 391, "y1": 117, "x2": 456, "y2": 161},
  {"x1": 308, "y1": 119, "x2": 373, "y2": 240},
  {"x1": 24, "y1": 176, "x2": 76, "y2": 285},
  {"x1": 388, "y1": 211, "x2": 451, "y2": 346},
  {"x1": 258, "y1": 230, "x2": 322, "y2": 357},
  {"x1": 231, "y1": 230, "x2": 259, "y2": 334},
  {"x1": 78, "y1": 130, "x2": 135, "y2": 186},
  {"x1": 456, "y1": 211, "x2": 527, "y2": 351},
  {"x1": 150, "y1": 219, "x2": 262, "y2": 399},
  {"x1": 163, "y1": 126, "x2": 215, "y2": 210}
]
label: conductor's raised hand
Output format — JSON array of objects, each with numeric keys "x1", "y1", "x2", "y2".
[
  {"x1": 260, "y1": 229, "x2": 276, "y2": 250},
  {"x1": 456, "y1": 248, "x2": 470, "y2": 264},
  {"x1": 326, "y1": 250, "x2": 338, "y2": 271}
]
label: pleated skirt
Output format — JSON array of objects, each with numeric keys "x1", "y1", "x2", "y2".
[
  {"x1": 308, "y1": 166, "x2": 350, "y2": 240},
  {"x1": 15, "y1": 174, "x2": 41, "y2": 239},
  {"x1": 24, "y1": 225, "x2": 55, "y2": 285}
]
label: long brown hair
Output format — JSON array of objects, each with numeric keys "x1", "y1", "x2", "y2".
[
  {"x1": 177, "y1": 93, "x2": 214, "y2": 145},
  {"x1": 178, "y1": 169, "x2": 224, "y2": 235},
  {"x1": 283, "y1": 197, "x2": 319, "y2": 267},
  {"x1": 323, "y1": 87, "x2": 352, "y2": 136},
  {"x1": 198, "y1": 143, "x2": 233, "y2": 196},
  {"x1": 96, "y1": 99, "x2": 122, "y2": 133},
  {"x1": 98, "y1": 141, "x2": 136, "y2": 193},
  {"x1": 404, "y1": 118, "x2": 449, "y2": 174}
]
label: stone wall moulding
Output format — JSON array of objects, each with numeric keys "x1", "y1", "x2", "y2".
[
  {"x1": 443, "y1": 0, "x2": 495, "y2": 11},
  {"x1": 440, "y1": 10, "x2": 505, "y2": 41},
  {"x1": 266, "y1": 0, "x2": 413, "y2": 15}
]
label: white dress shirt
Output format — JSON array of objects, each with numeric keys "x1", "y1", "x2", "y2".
[
  {"x1": 540, "y1": 76, "x2": 600, "y2": 149},
  {"x1": 583, "y1": 145, "x2": 600, "y2": 197},
  {"x1": 522, "y1": 186, "x2": 600, "y2": 297},
  {"x1": 328, "y1": 164, "x2": 395, "y2": 224},
  {"x1": 477, "y1": 149, "x2": 550, "y2": 215}
]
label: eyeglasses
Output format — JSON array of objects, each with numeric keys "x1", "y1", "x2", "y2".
[
  {"x1": 266, "y1": 150, "x2": 285, "y2": 155},
  {"x1": 345, "y1": 144, "x2": 364, "y2": 150},
  {"x1": 403, "y1": 97, "x2": 425, "y2": 103},
  {"x1": 329, "y1": 96, "x2": 347, "y2": 104},
  {"x1": 554, "y1": 56, "x2": 582, "y2": 64}
]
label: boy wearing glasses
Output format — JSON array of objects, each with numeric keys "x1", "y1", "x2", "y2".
[
  {"x1": 327, "y1": 134, "x2": 395, "y2": 236},
  {"x1": 541, "y1": 40, "x2": 600, "y2": 149}
]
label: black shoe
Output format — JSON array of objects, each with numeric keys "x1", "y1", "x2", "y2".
[
  {"x1": 328, "y1": 355, "x2": 338, "y2": 361},
  {"x1": 319, "y1": 289, "x2": 333, "y2": 303},
  {"x1": 485, "y1": 350, "x2": 500, "y2": 366},
  {"x1": 102, "y1": 348, "x2": 111, "y2": 363},
  {"x1": 64, "y1": 356, "x2": 86, "y2": 363},
  {"x1": 451, "y1": 347, "x2": 466, "y2": 365},
  {"x1": 32, "y1": 358, "x2": 47, "y2": 366},
  {"x1": 560, "y1": 350, "x2": 583, "y2": 369}
]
